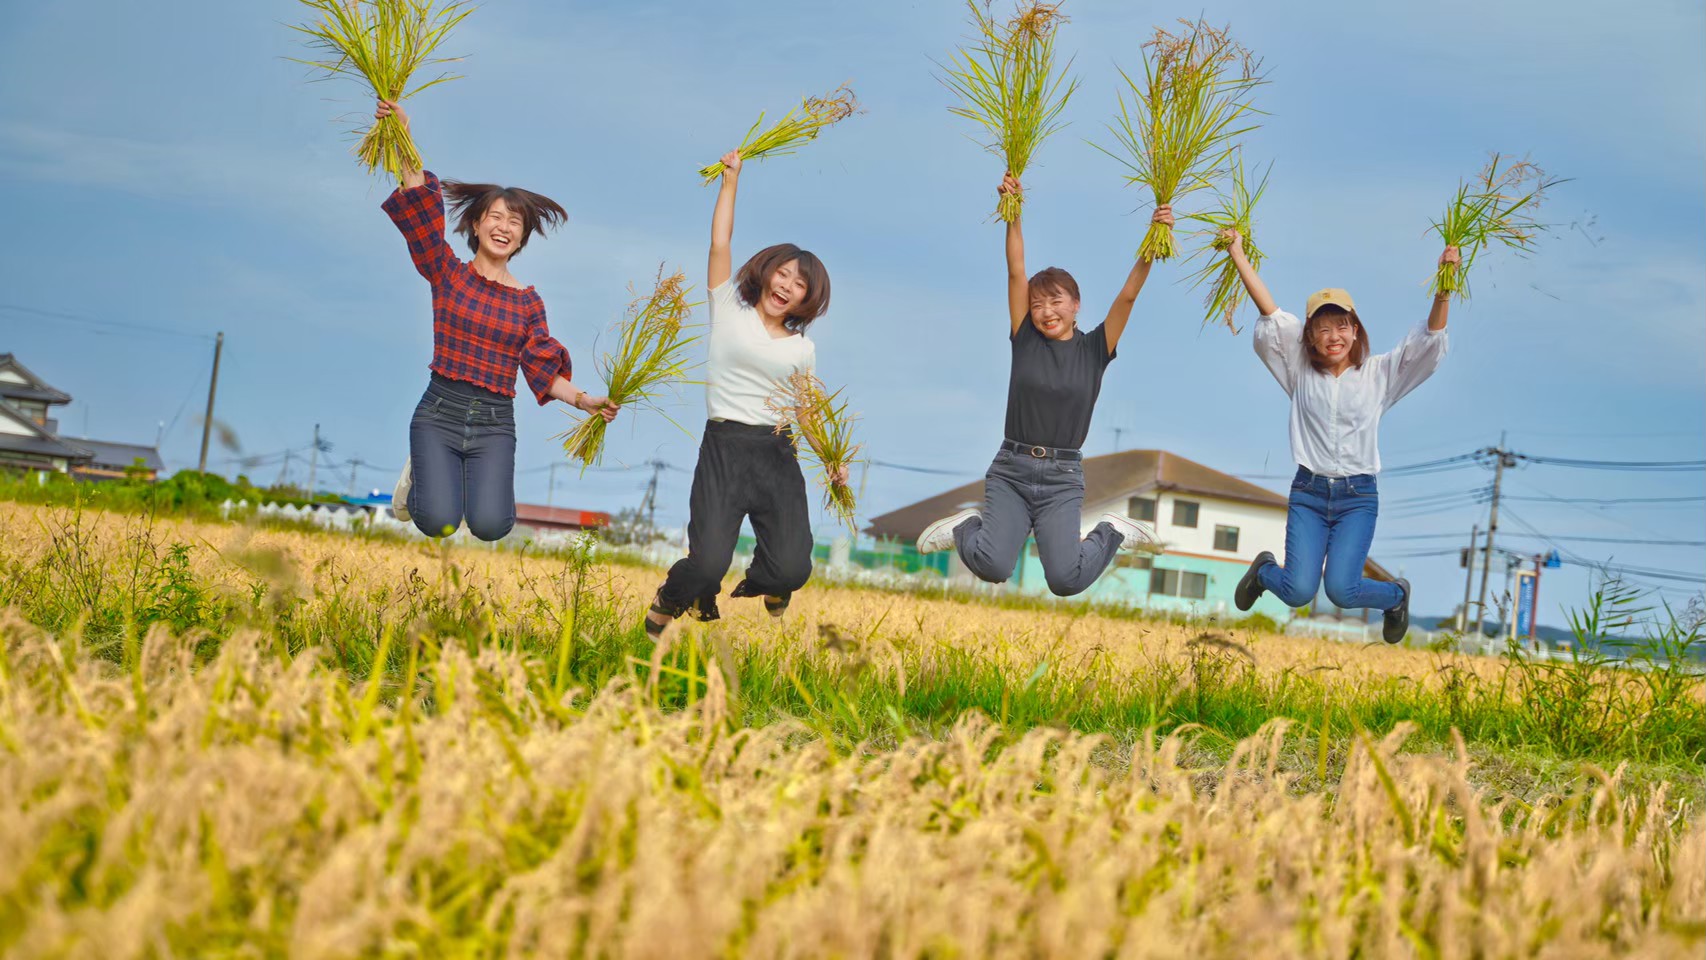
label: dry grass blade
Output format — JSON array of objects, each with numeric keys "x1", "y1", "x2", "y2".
[
  {"x1": 1430, "y1": 153, "x2": 1560, "y2": 300},
  {"x1": 1095, "y1": 18, "x2": 1265, "y2": 261},
  {"x1": 766, "y1": 372, "x2": 864, "y2": 533},
  {"x1": 936, "y1": 1, "x2": 1080, "y2": 222},
  {"x1": 557, "y1": 268, "x2": 703, "y2": 468},
  {"x1": 697, "y1": 84, "x2": 860, "y2": 183},
  {"x1": 1182, "y1": 153, "x2": 1270, "y2": 332},
  {"x1": 289, "y1": 0, "x2": 473, "y2": 185}
]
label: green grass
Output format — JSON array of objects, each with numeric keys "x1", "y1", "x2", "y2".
[{"x1": 4, "y1": 500, "x2": 1701, "y2": 807}]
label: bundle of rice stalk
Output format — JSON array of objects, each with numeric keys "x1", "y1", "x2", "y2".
[
  {"x1": 696, "y1": 84, "x2": 860, "y2": 183},
  {"x1": 289, "y1": 0, "x2": 473, "y2": 184},
  {"x1": 1430, "y1": 153, "x2": 1559, "y2": 300},
  {"x1": 1097, "y1": 19, "x2": 1265, "y2": 261},
  {"x1": 936, "y1": 1, "x2": 1080, "y2": 222},
  {"x1": 766, "y1": 372, "x2": 864, "y2": 533},
  {"x1": 558, "y1": 268, "x2": 702, "y2": 468},
  {"x1": 1183, "y1": 153, "x2": 1270, "y2": 332}
]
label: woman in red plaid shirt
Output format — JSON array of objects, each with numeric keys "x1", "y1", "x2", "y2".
[{"x1": 377, "y1": 99, "x2": 618, "y2": 541}]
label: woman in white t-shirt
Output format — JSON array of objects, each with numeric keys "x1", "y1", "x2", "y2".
[
  {"x1": 1222, "y1": 227, "x2": 1459, "y2": 643},
  {"x1": 645, "y1": 149, "x2": 843, "y2": 638}
]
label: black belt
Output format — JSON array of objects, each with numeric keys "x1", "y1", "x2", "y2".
[{"x1": 1001, "y1": 439, "x2": 1082, "y2": 461}]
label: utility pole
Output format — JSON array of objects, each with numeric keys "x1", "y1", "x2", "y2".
[
  {"x1": 275, "y1": 449, "x2": 293, "y2": 489},
  {"x1": 307, "y1": 424, "x2": 321, "y2": 497},
  {"x1": 1458, "y1": 524, "x2": 1479, "y2": 632},
  {"x1": 347, "y1": 458, "x2": 359, "y2": 497},
  {"x1": 196, "y1": 331, "x2": 224, "y2": 474},
  {"x1": 1476, "y1": 436, "x2": 1517, "y2": 639},
  {"x1": 635, "y1": 459, "x2": 665, "y2": 538},
  {"x1": 1113, "y1": 426, "x2": 1126, "y2": 452},
  {"x1": 547, "y1": 462, "x2": 562, "y2": 509}
]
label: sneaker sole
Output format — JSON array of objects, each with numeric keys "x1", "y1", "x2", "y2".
[{"x1": 916, "y1": 515, "x2": 968, "y2": 554}]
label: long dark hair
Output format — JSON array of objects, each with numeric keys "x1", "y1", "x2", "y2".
[
  {"x1": 736, "y1": 243, "x2": 832, "y2": 332},
  {"x1": 442, "y1": 181, "x2": 568, "y2": 259}
]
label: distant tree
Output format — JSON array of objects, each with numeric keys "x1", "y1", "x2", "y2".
[{"x1": 597, "y1": 508, "x2": 661, "y2": 547}]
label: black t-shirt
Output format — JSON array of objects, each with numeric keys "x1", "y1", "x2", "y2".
[{"x1": 1003, "y1": 320, "x2": 1115, "y2": 450}]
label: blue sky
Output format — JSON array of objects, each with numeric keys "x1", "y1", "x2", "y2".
[{"x1": 2, "y1": 0, "x2": 1702, "y2": 625}]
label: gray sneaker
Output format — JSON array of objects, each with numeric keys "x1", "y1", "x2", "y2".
[{"x1": 391, "y1": 460, "x2": 413, "y2": 523}]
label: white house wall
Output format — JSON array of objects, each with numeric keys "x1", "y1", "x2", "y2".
[
  {"x1": 1085, "y1": 489, "x2": 1291, "y2": 566},
  {"x1": 0, "y1": 371, "x2": 27, "y2": 385},
  {"x1": 0, "y1": 415, "x2": 35, "y2": 437}
]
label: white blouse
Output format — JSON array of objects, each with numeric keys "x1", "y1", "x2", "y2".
[
  {"x1": 1253, "y1": 309, "x2": 1448, "y2": 477},
  {"x1": 704, "y1": 278, "x2": 816, "y2": 426}
]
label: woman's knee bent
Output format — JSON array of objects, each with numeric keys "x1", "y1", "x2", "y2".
[
  {"x1": 412, "y1": 509, "x2": 462, "y2": 539},
  {"x1": 467, "y1": 516, "x2": 515, "y2": 542}
]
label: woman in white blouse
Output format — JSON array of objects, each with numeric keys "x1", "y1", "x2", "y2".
[{"x1": 1222, "y1": 228, "x2": 1459, "y2": 642}]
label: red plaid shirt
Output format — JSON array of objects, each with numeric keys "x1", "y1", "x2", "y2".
[{"x1": 383, "y1": 171, "x2": 571, "y2": 403}]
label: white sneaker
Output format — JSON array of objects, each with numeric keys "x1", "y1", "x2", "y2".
[
  {"x1": 916, "y1": 508, "x2": 979, "y2": 554},
  {"x1": 1092, "y1": 513, "x2": 1155, "y2": 554},
  {"x1": 392, "y1": 460, "x2": 413, "y2": 522}
]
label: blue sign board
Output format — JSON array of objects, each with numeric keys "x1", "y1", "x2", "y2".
[{"x1": 1515, "y1": 572, "x2": 1537, "y2": 638}]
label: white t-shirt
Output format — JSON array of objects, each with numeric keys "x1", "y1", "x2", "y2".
[
  {"x1": 704, "y1": 278, "x2": 816, "y2": 425},
  {"x1": 1254, "y1": 309, "x2": 1448, "y2": 477}
]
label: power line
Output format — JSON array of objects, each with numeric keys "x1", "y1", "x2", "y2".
[
  {"x1": 0, "y1": 302, "x2": 215, "y2": 342},
  {"x1": 1383, "y1": 531, "x2": 1705, "y2": 547},
  {"x1": 1501, "y1": 493, "x2": 1705, "y2": 506},
  {"x1": 1513, "y1": 453, "x2": 1706, "y2": 472}
]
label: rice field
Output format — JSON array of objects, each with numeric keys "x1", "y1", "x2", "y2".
[{"x1": 2, "y1": 500, "x2": 1702, "y2": 957}]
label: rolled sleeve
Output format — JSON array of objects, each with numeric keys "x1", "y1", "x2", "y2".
[
  {"x1": 520, "y1": 306, "x2": 572, "y2": 405},
  {"x1": 382, "y1": 171, "x2": 457, "y2": 285},
  {"x1": 1379, "y1": 323, "x2": 1449, "y2": 409},
  {"x1": 1254, "y1": 309, "x2": 1305, "y2": 397}
]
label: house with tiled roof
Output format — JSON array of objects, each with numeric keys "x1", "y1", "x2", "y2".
[
  {"x1": 865, "y1": 449, "x2": 1394, "y2": 620},
  {"x1": 0, "y1": 353, "x2": 163, "y2": 480}
]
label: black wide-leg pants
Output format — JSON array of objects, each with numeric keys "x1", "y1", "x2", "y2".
[{"x1": 655, "y1": 419, "x2": 814, "y2": 619}]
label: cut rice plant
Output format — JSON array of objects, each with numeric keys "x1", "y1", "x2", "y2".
[
  {"x1": 1097, "y1": 19, "x2": 1265, "y2": 261},
  {"x1": 1430, "y1": 153, "x2": 1559, "y2": 300},
  {"x1": 767, "y1": 372, "x2": 863, "y2": 532},
  {"x1": 1183, "y1": 153, "x2": 1270, "y2": 332},
  {"x1": 558, "y1": 268, "x2": 702, "y2": 468},
  {"x1": 697, "y1": 85, "x2": 860, "y2": 183},
  {"x1": 290, "y1": 0, "x2": 473, "y2": 185},
  {"x1": 937, "y1": 1, "x2": 1080, "y2": 222}
]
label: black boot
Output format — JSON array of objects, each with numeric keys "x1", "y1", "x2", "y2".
[
  {"x1": 1383, "y1": 578, "x2": 1411, "y2": 644},
  {"x1": 1236, "y1": 551, "x2": 1275, "y2": 612}
]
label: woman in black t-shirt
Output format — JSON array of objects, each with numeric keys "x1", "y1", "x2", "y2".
[{"x1": 915, "y1": 173, "x2": 1171, "y2": 596}]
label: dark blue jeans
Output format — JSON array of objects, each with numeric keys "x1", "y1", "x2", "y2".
[
  {"x1": 955, "y1": 445, "x2": 1121, "y2": 597},
  {"x1": 1259, "y1": 467, "x2": 1402, "y2": 612},
  {"x1": 408, "y1": 374, "x2": 517, "y2": 541}
]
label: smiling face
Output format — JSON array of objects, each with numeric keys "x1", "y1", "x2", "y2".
[
  {"x1": 1026, "y1": 267, "x2": 1083, "y2": 341},
  {"x1": 760, "y1": 259, "x2": 810, "y2": 322},
  {"x1": 476, "y1": 197, "x2": 525, "y2": 261},
  {"x1": 1306, "y1": 307, "x2": 1362, "y2": 369}
]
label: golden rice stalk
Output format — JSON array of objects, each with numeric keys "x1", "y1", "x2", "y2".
[
  {"x1": 697, "y1": 84, "x2": 860, "y2": 183},
  {"x1": 1096, "y1": 18, "x2": 1265, "y2": 261},
  {"x1": 289, "y1": 0, "x2": 473, "y2": 185},
  {"x1": 1430, "y1": 153, "x2": 1559, "y2": 300},
  {"x1": 766, "y1": 372, "x2": 864, "y2": 533},
  {"x1": 936, "y1": 1, "x2": 1080, "y2": 222},
  {"x1": 1182, "y1": 153, "x2": 1270, "y2": 332},
  {"x1": 558, "y1": 268, "x2": 702, "y2": 468}
]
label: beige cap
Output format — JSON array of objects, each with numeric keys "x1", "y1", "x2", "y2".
[{"x1": 1305, "y1": 287, "x2": 1356, "y2": 319}]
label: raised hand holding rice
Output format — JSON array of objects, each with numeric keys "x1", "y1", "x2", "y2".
[
  {"x1": 697, "y1": 85, "x2": 859, "y2": 184},
  {"x1": 937, "y1": 1, "x2": 1080, "y2": 223},
  {"x1": 1097, "y1": 18, "x2": 1265, "y2": 261},
  {"x1": 1430, "y1": 153, "x2": 1559, "y2": 300},
  {"x1": 1182, "y1": 152, "x2": 1271, "y2": 332},
  {"x1": 290, "y1": 0, "x2": 473, "y2": 185}
]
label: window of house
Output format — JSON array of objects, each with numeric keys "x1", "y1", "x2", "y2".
[
  {"x1": 1127, "y1": 497, "x2": 1157, "y2": 522},
  {"x1": 1116, "y1": 554, "x2": 1154, "y2": 570},
  {"x1": 1214, "y1": 525, "x2": 1240, "y2": 552},
  {"x1": 1172, "y1": 499, "x2": 1199, "y2": 528},
  {"x1": 1151, "y1": 568, "x2": 1209, "y2": 599}
]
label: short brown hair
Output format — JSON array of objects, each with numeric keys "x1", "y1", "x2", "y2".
[
  {"x1": 443, "y1": 180, "x2": 568, "y2": 260},
  {"x1": 1304, "y1": 306, "x2": 1370, "y2": 372},
  {"x1": 1028, "y1": 266, "x2": 1080, "y2": 303},
  {"x1": 736, "y1": 243, "x2": 831, "y2": 332}
]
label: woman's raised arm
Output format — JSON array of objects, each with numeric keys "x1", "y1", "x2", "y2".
[
  {"x1": 708, "y1": 149, "x2": 742, "y2": 289},
  {"x1": 1001, "y1": 173, "x2": 1028, "y2": 335},
  {"x1": 375, "y1": 100, "x2": 424, "y2": 190}
]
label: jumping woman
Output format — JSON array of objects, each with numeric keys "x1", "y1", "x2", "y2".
[
  {"x1": 1222, "y1": 227, "x2": 1459, "y2": 642},
  {"x1": 914, "y1": 174, "x2": 1169, "y2": 595},
  {"x1": 376, "y1": 99, "x2": 619, "y2": 541},
  {"x1": 643, "y1": 149, "x2": 841, "y2": 638}
]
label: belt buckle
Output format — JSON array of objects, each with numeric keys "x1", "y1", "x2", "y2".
[{"x1": 1030, "y1": 445, "x2": 1047, "y2": 459}]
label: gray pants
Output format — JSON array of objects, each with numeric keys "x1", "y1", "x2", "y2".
[
  {"x1": 407, "y1": 374, "x2": 517, "y2": 541},
  {"x1": 954, "y1": 446, "x2": 1121, "y2": 596}
]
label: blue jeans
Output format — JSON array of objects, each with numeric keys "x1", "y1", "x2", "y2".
[
  {"x1": 1258, "y1": 467, "x2": 1403, "y2": 612},
  {"x1": 408, "y1": 374, "x2": 517, "y2": 541},
  {"x1": 955, "y1": 445, "x2": 1121, "y2": 597}
]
